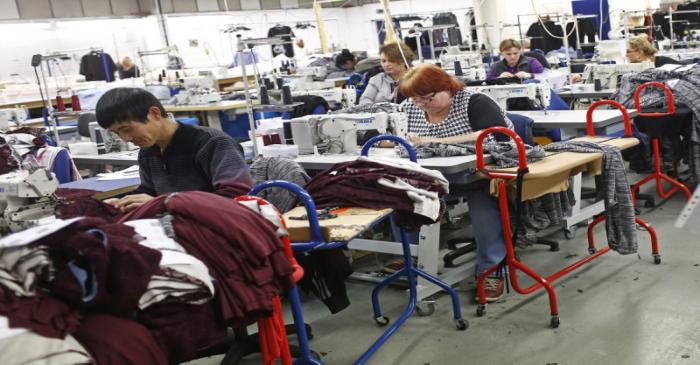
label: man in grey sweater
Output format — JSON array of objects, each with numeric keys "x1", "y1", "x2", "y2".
[{"x1": 96, "y1": 87, "x2": 253, "y2": 212}]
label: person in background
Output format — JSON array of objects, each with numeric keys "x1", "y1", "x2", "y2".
[
  {"x1": 627, "y1": 35, "x2": 678, "y2": 67},
  {"x1": 487, "y1": 39, "x2": 544, "y2": 80},
  {"x1": 359, "y1": 41, "x2": 415, "y2": 104},
  {"x1": 96, "y1": 88, "x2": 252, "y2": 213},
  {"x1": 399, "y1": 63, "x2": 514, "y2": 301},
  {"x1": 327, "y1": 49, "x2": 357, "y2": 79},
  {"x1": 117, "y1": 56, "x2": 139, "y2": 79}
]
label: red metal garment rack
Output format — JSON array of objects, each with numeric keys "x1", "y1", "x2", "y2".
[
  {"x1": 474, "y1": 100, "x2": 660, "y2": 328},
  {"x1": 629, "y1": 81, "x2": 692, "y2": 205}
]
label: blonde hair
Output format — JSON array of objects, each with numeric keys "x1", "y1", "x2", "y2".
[
  {"x1": 499, "y1": 39, "x2": 522, "y2": 52},
  {"x1": 379, "y1": 41, "x2": 415, "y2": 66},
  {"x1": 628, "y1": 35, "x2": 657, "y2": 57}
]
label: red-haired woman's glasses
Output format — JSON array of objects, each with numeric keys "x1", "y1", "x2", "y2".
[{"x1": 410, "y1": 92, "x2": 436, "y2": 104}]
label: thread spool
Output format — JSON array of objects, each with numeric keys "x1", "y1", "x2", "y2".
[
  {"x1": 594, "y1": 79, "x2": 602, "y2": 91},
  {"x1": 71, "y1": 95, "x2": 81, "y2": 111},
  {"x1": 276, "y1": 78, "x2": 284, "y2": 89},
  {"x1": 281, "y1": 85, "x2": 293, "y2": 105},
  {"x1": 55, "y1": 96, "x2": 66, "y2": 112},
  {"x1": 259, "y1": 86, "x2": 270, "y2": 105},
  {"x1": 264, "y1": 78, "x2": 274, "y2": 90},
  {"x1": 454, "y1": 61, "x2": 463, "y2": 76}
]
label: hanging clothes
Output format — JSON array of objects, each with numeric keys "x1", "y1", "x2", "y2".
[
  {"x1": 432, "y1": 12, "x2": 463, "y2": 47},
  {"x1": 268, "y1": 25, "x2": 295, "y2": 58},
  {"x1": 566, "y1": 18, "x2": 597, "y2": 53},
  {"x1": 526, "y1": 19, "x2": 564, "y2": 53},
  {"x1": 79, "y1": 51, "x2": 117, "y2": 82}
]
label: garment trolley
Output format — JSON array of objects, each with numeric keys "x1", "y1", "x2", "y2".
[
  {"x1": 474, "y1": 100, "x2": 661, "y2": 328},
  {"x1": 251, "y1": 135, "x2": 467, "y2": 365}
]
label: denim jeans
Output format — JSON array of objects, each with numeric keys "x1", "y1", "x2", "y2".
[{"x1": 466, "y1": 189, "x2": 506, "y2": 275}]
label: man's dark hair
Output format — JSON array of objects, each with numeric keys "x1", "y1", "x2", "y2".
[
  {"x1": 335, "y1": 49, "x2": 356, "y2": 68},
  {"x1": 95, "y1": 87, "x2": 166, "y2": 129}
]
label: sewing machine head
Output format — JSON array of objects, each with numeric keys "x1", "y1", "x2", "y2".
[
  {"x1": 440, "y1": 50, "x2": 484, "y2": 69},
  {"x1": 469, "y1": 83, "x2": 551, "y2": 111},
  {"x1": 285, "y1": 112, "x2": 407, "y2": 155},
  {"x1": 581, "y1": 61, "x2": 653, "y2": 89},
  {"x1": 0, "y1": 108, "x2": 29, "y2": 130},
  {"x1": 296, "y1": 66, "x2": 327, "y2": 81},
  {"x1": 0, "y1": 168, "x2": 59, "y2": 234}
]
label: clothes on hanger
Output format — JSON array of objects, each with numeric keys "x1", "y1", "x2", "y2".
[
  {"x1": 432, "y1": 12, "x2": 463, "y2": 47},
  {"x1": 526, "y1": 18, "x2": 564, "y2": 53},
  {"x1": 267, "y1": 25, "x2": 295, "y2": 58},
  {"x1": 79, "y1": 51, "x2": 117, "y2": 82},
  {"x1": 566, "y1": 18, "x2": 597, "y2": 53}
]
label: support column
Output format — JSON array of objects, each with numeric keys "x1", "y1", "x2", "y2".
[{"x1": 313, "y1": 2, "x2": 329, "y2": 53}]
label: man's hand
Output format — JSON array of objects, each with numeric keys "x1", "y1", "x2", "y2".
[
  {"x1": 514, "y1": 71, "x2": 532, "y2": 79},
  {"x1": 104, "y1": 194, "x2": 154, "y2": 213},
  {"x1": 498, "y1": 72, "x2": 515, "y2": 78}
]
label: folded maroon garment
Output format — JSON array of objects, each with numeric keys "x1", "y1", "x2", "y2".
[
  {"x1": 39, "y1": 217, "x2": 161, "y2": 316},
  {"x1": 122, "y1": 191, "x2": 295, "y2": 327},
  {"x1": 73, "y1": 313, "x2": 168, "y2": 365},
  {"x1": 56, "y1": 188, "x2": 124, "y2": 220},
  {"x1": 0, "y1": 285, "x2": 82, "y2": 339},
  {"x1": 137, "y1": 302, "x2": 228, "y2": 363}
]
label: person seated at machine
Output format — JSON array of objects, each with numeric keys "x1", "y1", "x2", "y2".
[
  {"x1": 96, "y1": 88, "x2": 252, "y2": 213},
  {"x1": 400, "y1": 63, "x2": 514, "y2": 301},
  {"x1": 626, "y1": 35, "x2": 678, "y2": 67},
  {"x1": 487, "y1": 39, "x2": 545, "y2": 80},
  {"x1": 327, "y1": 49, "x2": 358, "y2": 78},
  {"x1": 359, "y1": 41, "x2": 415, "y2": 104},
  {"x1": 117, "y1": 56, "x2": 139, "y2": 79}
]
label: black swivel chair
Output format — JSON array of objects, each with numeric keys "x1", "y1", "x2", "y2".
[{"x1": 524, "y1": 51, "x2": 551, "y2": 69}]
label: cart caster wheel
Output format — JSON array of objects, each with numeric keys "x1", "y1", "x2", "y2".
[
  {"x1": 550, "y1": 316, "x2": 560, "y2": 329},
  {"x1": 564, "y1": 228, "x2": 576, "y2": 240},
  {"x1": 455, "y1": 318, "x2": 469, "y2": 331},
  {"x1": 476, "y1": 304, "x2": 486, "y2": 317},
  {"x1": 415, "y1": 301, "x2": 436, "y2": 317},
  {"x1": 654, "y1": 255, "x2": 661, "y2": 265},
  {"x1": 549, "y1": 242, "x2": 560, "y2": 252},
  {"x1": 374, "y1": 316, "x2": 390, "y2": 326},
  {"x1": 588, "y1": 247, "x2": 597, "y2": 254},
  {"x1": 644, "y1": 200, "x2": 655, "y2": 208}
]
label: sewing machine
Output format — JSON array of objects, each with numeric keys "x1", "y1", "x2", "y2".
[
  {"x1": 0, "y1": 167, "x2": 59, "y2": 234},
  {"x1": 285, "y1": 112, "x2": 407, "y2": 155},
  {"x1": 173, "y1": 88, "x2": 222, "y2": 105},
  {"x1": 453, "y1": 68, "x2": 487, "y2": 82},
  {"x1": 291, "y1": 88, "x2": 357, "y2": 108},
  {"x1": 581, "y1": 61, "x2": 654, "y2": 89},
  {"x1": 440, "y1": 48, "x2": 483, "y2": 69},
  {"x1": 296, "y1": 66, "x2": 327, "y2": 81},
  {"x1": 469, "y1": 83, "x2": 551, "y2": 111},
  {"x1": 0, "y1": 108, "x2": 28, "y2": 130}
]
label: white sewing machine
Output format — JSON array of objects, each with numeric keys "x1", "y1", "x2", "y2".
[
  {"x1": 0, "y1": 108, "x2": 29, "y2": 130},
  {"x1": 469, "y1": 83, "x2": 551, "y2": 111},
  {"x1": 296, "y1": 66, "x2": 327, "y2": 80},
  {"x1": 291, "y1": 88, "x2": 357, "y2": 108},
  {"x1": 581, "y1": 61, "x2": 654, "y2": 89},
  {"x1": 452, "y1": 68, "x2": 487, "y2": 82},
  {"x1": 0, "y1": 168, "x2": 59, "y2": 234},
  {"x1": 440, "y1": 48, "x2": 483, "y2": 69},
  {"x1": 174, "y1": 88, "x2": 222, "y2": 105},
  {"x1": 286, "y1": 112, "x2": 407, "y2": 155}
]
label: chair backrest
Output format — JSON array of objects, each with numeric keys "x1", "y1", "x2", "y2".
[
  {"x1": 506, "y1": 112, "x2": 535, "y2": 146},
  {"x1": 77, "y1": 112, "x2": 97, "y2": 138},
  {"x1": 524, "y1": 51, "x2": 550, "y2": 69}
]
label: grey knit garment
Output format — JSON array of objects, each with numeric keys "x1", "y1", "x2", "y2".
[
  {"x1": 544, "y1": 141, "x2": 637, "y2": 254},
  {"x1": 397, "y1": 141, "x2": 545, "y2": 168},
  {"x1": 614, "y1": 65, "x2": 700, "y2": 184},
  {"x1": 249, "y1": 157, "x2": 311, "y2": 213},
  {"x1": 514, "y1": 190, "x2": 575, "y2": 248},
  {"x1": 333, "y1": 102, "x2": 400, "y2": 114}
]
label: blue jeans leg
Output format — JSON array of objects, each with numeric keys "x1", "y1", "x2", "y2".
[{"x1": 466, "y1": 189, "x2": 506, "y2": 275}]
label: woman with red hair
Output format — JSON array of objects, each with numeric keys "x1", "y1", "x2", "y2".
[{"x1": 399, "y1": 63, "x2": 513, "y2": 302}]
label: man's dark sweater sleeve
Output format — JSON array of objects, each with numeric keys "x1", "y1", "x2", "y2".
[
  {"x1": 196, "y1": 136, "x2": 254, "y2": 193},
  {"x1": 131, "y1": 152, "x2": 157, "y2": 196},
  {"x1": 467, "y1": 94, "x2": 510, "y2": 142}
]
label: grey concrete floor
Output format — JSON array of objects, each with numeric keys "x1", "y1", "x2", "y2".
[{"x1": 188, "y1": 185, "x2": 700, "y2": 365}]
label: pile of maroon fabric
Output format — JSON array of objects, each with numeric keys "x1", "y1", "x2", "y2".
[
  {"x1": 122, "y1": 191, "x2": 296, "y2": 328},
  {"x1": 0, "y1": 127, "x2": 46, "y2": 174},
  {"x1": 304, "y1": 159, "x2": 448, "y2": 229},
  {"x1": 0, "y1": 191, "x2": 296, "y2": 364},
  {"x1": 55, "y1": 188, "x2": 124, "y2": 221}
]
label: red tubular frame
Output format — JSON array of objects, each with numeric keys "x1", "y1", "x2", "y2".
[
  {"x1": 629, "y1": 82, "x2": 691, "y2": 204},
  {"x1": 474, "y1": 121, "x2": 661, "y2": 326},
  {"x1": 586, "y1": 100, "x2": 633, "y2": 137}
]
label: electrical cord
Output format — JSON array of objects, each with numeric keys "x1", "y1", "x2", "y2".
[{"x1": 528, "y1": 0, "x2": 578, "y2": 40}]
